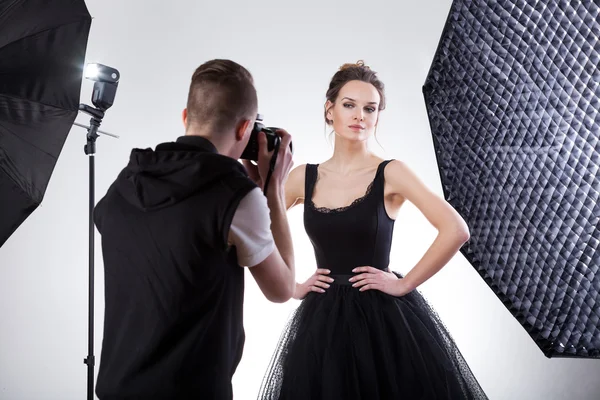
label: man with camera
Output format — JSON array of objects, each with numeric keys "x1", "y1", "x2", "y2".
[{"x1": 93, "y1": 59, "x2": 295, "y2": 399}]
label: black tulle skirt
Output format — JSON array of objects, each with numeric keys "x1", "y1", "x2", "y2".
[{"x1": 258, "y1": 274, "x2": 488, "y2": 400}]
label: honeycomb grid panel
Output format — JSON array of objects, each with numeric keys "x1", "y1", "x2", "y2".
[{"x1": 423, "y1": 0, "x2": 600, "y2": 358}]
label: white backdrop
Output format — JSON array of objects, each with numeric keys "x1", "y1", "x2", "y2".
[{"x1": 1, "y1": 0, "x2": 599, "y2": 399}]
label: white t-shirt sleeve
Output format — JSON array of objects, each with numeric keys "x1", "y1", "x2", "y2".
[{"x1": 228, "y1": 187, "x2": 275, "y2": 267}]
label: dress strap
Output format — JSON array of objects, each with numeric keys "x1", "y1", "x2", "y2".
[
  {"x1": 375, "y1": 159, "x2": 394, "y2": 193},
  {"x1": 376, "y1": 159, "x2": 394, "y2": 179}
]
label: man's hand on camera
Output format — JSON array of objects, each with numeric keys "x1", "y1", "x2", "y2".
[
  {"x1": 263, "y1": 129, "x2": 293, "y2": 196},
  {"x1": 242, "y1": 130, "x2": 293, "y2": 195}
]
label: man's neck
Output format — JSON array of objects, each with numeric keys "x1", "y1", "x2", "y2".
[{"x1": 184, "y1": 131, "x2": 232, "y2": 157}]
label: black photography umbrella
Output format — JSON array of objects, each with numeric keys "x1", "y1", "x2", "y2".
[
  {"x1": 0, "y1": 0, "x2": 92, "y2": 247},
  {"x1": 423, "y1": 0, "x2": 599, "y2": 358},
  {"x1": 0, "y1": 1, "x2": 116, "y2": 399}
]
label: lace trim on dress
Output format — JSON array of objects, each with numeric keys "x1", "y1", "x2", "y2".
[{"x1": 310, "y1": 179, "x2": 375, "y2": 213}]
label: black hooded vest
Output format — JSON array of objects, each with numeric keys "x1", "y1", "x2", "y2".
[{"x1": 94, "y1": 136, "x2": 257, "y2": 399}]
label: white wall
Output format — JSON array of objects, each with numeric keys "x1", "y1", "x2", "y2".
[{"x1": 1, "y1": 0, "x2": 599, "y2": 399}]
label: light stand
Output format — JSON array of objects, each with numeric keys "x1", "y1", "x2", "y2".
[{"x1": 75, "y1": 63, "x2": 120, "y2": 400}]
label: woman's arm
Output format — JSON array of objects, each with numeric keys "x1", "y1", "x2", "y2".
[
  {"x1": 284, "y1": 164, "x2": 306, "y2": 210},
  {"x1": 281, "y1": 164, "x2": 334, "y2": 299},
  {"x1": 385, "y1": 159, "x2": 470, "y2": 292}
]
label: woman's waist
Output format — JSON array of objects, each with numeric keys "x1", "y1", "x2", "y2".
[
  {"x1": 316, "y1": 259, "x2": 388, "y2": 276},
  {"x1": 328, "y1": 274, "x2": 355, "y2": 286},
  {"x1": 328, "y1": 270, "x2": 387, "y2": 286}
]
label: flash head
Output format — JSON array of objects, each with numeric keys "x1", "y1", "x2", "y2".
[{"x1": 84, "y1": 63, "x2": 120, "y2": 84}]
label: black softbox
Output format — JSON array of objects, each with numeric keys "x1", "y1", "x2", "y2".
[{"x1": 423, "y1": 0, "x2": 599, "y2": 358}]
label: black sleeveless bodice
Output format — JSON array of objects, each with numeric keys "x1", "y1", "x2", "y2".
[{"x1": 303, "y1": 160, "x2": 395, "y2": 276}]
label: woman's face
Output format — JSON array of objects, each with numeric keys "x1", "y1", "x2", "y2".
[{"x1": 326, "y1": 80, "x2": 380, "y2": 142}]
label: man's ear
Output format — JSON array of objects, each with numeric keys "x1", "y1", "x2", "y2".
[
  {"x1": 182, "y1": 108, "x2": 188, "y2": 127},
  {"x1": 235, "y1": 119, "x2": 252, "y2": 141}
]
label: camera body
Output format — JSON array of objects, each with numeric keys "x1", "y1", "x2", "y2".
[{"x1": 240, "y1": 114, "x2": 292, "y2": 161}]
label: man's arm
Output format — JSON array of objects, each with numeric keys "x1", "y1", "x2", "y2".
[
  {"x1": 237, "y1": 129, "x2": 296, "y2": 302},
  {"x1": 228, "y1": 187, "x2": 295, "y2": 303},
  {"x1": 252, "y1": 183, "x2": 295, "y2": 299}
]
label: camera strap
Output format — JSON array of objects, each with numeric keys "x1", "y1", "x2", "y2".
[{"x1": 262, "y1": 136, "x2": 281, "y2": 195}]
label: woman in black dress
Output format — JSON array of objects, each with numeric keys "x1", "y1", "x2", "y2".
[{"x1": 258, "y1": 61, "x2": 488, "y2": 400}]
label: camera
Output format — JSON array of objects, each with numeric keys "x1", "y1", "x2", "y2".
[{"x1": 240, "y1": 114, "x2": 292, "y2": 161}]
